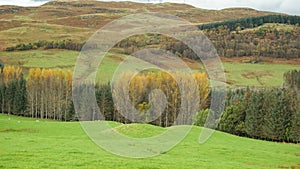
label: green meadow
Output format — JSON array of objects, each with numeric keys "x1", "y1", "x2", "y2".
[
  {"x1": 223, "y1": 62, "x2": 299, "y2": 87},
  {"x1": 0, "y1": 49, "x2": 298, "y2": 86},
  {"x1": 0, "y1": 114, "x2": 300, "y2": 169}
]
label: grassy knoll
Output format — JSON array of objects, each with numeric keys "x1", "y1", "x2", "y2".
[{"x1": 0, "y1": 114, "x2": 300, "y2": 169}]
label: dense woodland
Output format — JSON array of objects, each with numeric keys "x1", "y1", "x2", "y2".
[
  {"x1": 74, "y1": 71, "x2": 209, "y2": 126},
  {"x1": 199, "y1": 15, "x2": 300, "y2": 31},
  {"x1": 195, "y1": 70, "x2": 300, "y2": 143},
  {"x1": 116, "y1": 15, "x2": 300, "y2": 59},
  {"x1": 0, "y1": 67, "x2": 74, "y2": 121},
  {"x1": 204, "y1": 25, "x2": 300, "y2": 59},
  {"x1": 216, "y1": 87, "x2": 299, "y2": 142},
  {"x1": 0, "y1": 66, "x2": 299, "y2": 142},
  {"x1": 115, "y1": 25, "x2": 300, "y2": 60}
]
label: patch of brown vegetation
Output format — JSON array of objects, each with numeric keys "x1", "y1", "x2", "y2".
[
  {"x1": 278, "y1": 164, "x2": 300, "y2": 169},
  {"x1": 226, "y1": 80, "x2": 236, "y2": 85},
  {"x1": 108, "y1": 54, "x2": 124, "y2": 62},
  {"x1": 0, "y1": 20, "x2": 23, "y2": 31}
]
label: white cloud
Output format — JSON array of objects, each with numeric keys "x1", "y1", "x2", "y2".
[
  {"x1": 0, "y1": 0, "x2": 48, "y2": 6},
  {"x1": 0, "y1": 0, "x2": 299, "y2": 15},
  {"x1": 182, "y1": 0, "x2": 299, "y2": 15},
  {"x1": 166, "y1": 0, "x2": 299, "y2": 15}
]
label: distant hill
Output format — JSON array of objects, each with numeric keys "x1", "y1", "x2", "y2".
[
  {"x1": 0, "y1": 0, "x2": 276, "y2": 50},
  {"x1": 1, "y1": 0, "x2": 299, "y2": 59}
]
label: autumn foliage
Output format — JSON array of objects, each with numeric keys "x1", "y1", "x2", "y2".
[
  {"x1": 27, "y1": 68, "x2": 73, "y2": 120},
  {"x1": 111, "y1": 71, "x2": 209, "y2": 126}
]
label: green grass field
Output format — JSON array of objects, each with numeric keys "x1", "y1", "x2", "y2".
[
  {"x1": 0, "y1": 114, "x2": 300, "y2": 169},
  {"x1": 0, "y1": 49, "x2": 298, "y2": 87},
  {"x1": 0, "y1": 49, "x2": 78, "y2": 69},
  {"x1": 223, "y1": 62, "x2": 299, "y2": 87}
]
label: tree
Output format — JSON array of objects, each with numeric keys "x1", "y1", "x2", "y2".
[
  {"x1": 245, "y1": 91, "x2": 265, "y2": 138},
  {"x1": 219, "y1": 104, "x2": 246, "y2": 136}
]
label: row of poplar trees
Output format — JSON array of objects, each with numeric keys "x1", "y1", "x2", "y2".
[
  {"x1": 0, "y1": 66, "x2": 209, "y2": 125},
  {"x1": 0, "y1": 66, "x2": 74, "y2": 121},
  {"x1": 76, "y1": 71, "x2": 209, "y2": 127},
  {"x1": 26, "y1": 68, "x2": 73, "y2": 121}
]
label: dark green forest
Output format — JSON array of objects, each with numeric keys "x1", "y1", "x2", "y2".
[{"x1": 199, "y1": 15, "x2": 300, "y2": 31}]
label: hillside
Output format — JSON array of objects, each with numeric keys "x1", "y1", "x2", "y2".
[
  {"x1": 0, "y1": 0, "x2": 276, "y2": 50},
  {"x1": 0, "y1": 114, "x2": 300, "y2": 168},
  {"x1": 0, "y1": 0, "x2": 299, "y2": 86}
]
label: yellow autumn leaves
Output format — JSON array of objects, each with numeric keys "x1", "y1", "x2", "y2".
[
  {"x1": 27, "y1": 68, "x2": 72, "y2": 120},
  {"x1": 113, "y1": 71, "x2": 209, "y2": 126}
]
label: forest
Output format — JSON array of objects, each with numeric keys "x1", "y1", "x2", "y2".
[
  {"x1": 199, "y1": 14, "x2": 300, "y2": 31},
  {"x1": 1, "y1": 66, "x2": 299, "y2": 142}
]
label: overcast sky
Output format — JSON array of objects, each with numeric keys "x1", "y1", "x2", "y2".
[{"x1": 0, "y1": 0, "x2": 299, "y2": 16}]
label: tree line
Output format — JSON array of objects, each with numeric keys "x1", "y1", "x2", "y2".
[
  {"x1": 75, "y1": 71, "x2": 209, "y2": 127},
  {"x1": 110, "y1": 15, "x2": 300, "y2": 59},
  {"x1": 0, "y1": 67, "x2": 209, "y2": 125},
  {"x1": 224, "y1": 88, "x2": 298, "y2": 142},
  {"x1": 1, "y1": 67, "x2": 299, "y2": 142},
  {"x1": 112, "y1": 25, "x2": 300, "y2": 60},
  {"x1": 199, "y1": 14, "x2": 300, "y2": 31},
  {"x1": 5, "y1": 40, "x2": 84, "y2": 52},
  {"x1": 0, "y1": 66, "x2": 75, "y2": 121},
  {"x1": 194, "y1": 70, "x2": 300, "y2": 143},
  {"x1": 26, "y1": 68, "x2": 73, "y2": 121},
  {"x1": 202, "y1": 25, "x2": 300, "y2": 59}
]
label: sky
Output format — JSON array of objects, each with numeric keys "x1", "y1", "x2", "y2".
[{"x1": 0, "y1": 0, "x2": 299, "y2": 16}]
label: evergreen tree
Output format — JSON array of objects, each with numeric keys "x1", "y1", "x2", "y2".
[{"x1": 245, "y1": 91, "x2": 265, "y2": 138}]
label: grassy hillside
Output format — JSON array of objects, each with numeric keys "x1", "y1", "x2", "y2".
[
  {"x1": 0, "y1": 0, "x2": 275, "y2": 50},
  {"x1": 0, "y1": 114, "x2": 300, "y2": 169}
]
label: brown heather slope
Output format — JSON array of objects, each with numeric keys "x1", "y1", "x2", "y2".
[{"x1": 0, "y1": 0, "x2": 276, "y2": 50}]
